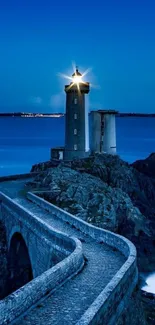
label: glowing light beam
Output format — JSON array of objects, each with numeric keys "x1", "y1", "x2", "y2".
[{"x1": 57, "y1": 64, "x2": 100, "y2": 92}]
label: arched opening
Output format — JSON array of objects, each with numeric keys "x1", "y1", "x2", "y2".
[
  {"x1": 0, "y1": 221, "x2": 8, "y2": 299},
  {"x1": 7, "y1": 232, "x2": 33, "y2": 295}
]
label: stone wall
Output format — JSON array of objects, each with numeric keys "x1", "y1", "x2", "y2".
[
  {"x1": 0, "y1": 172, "x2": 38, "y2": 183},
  {"x1": 0, "y1": 192, "x2": 84, "y2": 325},
  {"x1": 28, "y1": 191, "x2": 138, "y2": 325}
]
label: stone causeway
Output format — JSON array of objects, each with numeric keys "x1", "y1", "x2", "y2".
[{"x1": 0, "y1": 173, "x2": 138, "y2": 325}]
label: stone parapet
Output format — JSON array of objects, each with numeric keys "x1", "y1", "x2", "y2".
[
  {"x1": 0, "y1": 192, "x2": 84, "y2": 325},
  {"x1": 0, "y1": 172, "x2": 38, "y2": 183},
  {"x1": 27, "y1": 191, "x2": 138, "y2": 325}
]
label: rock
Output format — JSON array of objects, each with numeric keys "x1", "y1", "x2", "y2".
[
  {"x1": 28, "y1": 153, "x2": 155, "y2": 323},
  {"x1": 132, "y1": 153, "x2": 155, "y2": 178},
  {"x1": 29, "y1": 153, "x2": 155, "y2": 273},
  {"x1": 141, "y1": 289, "x2": 155, "y2": 324},
  {"x1": 117, "y1": 289, "x2": 148, "y2": 325},
  {"x1": 31, "y1": 159, "x2": 60, "y2": 172}
]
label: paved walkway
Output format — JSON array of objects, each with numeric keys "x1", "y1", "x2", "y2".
[{"x1": 0, "y1": 179, "x2": 126, "y2": 325}]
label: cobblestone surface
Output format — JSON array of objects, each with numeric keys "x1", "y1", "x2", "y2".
[{"x1": 0, "y1": 179, "x2": 126, "y2": 325}]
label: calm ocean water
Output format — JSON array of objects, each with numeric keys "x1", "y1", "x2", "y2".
[{"x1": 0, "y1": 116, "x2": 154, "y2": 176}]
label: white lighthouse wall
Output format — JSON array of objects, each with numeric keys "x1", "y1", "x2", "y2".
[{"x1": 103, "y1": 114, "x2": 116, "y2": 154}]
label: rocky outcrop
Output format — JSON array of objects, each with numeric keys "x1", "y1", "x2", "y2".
[
  {"x1": 31, "y1": 166, "x2": 148, "y2": 233},
  {"x1": 28, "y1": 153, "x2": 155, "y2": 273},
  {"x1": 31, "y1": 160, "x2": 60, "y2": 172},
  {"x1": 132, "y1": 153, "x2": 155, "y2": 179},
  {"x1": 116, "y1": 289, "x2": 148, "y2": 325},
  {"x1": 141, "y1": 290, "x2": 155, "y2": 324}
]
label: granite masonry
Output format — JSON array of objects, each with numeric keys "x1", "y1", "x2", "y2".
[{"x1": 0, "y1": 175, "x2": 137, "y2": 325}]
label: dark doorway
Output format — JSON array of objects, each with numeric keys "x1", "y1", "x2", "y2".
[
  {"x1": 7, "y1": 232, "x2": 33, "y2": 295},
  {"x1": 0, "y1": 221, "x2": 8, "y2": 299}
]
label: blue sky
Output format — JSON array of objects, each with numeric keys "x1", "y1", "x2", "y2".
[{"x1": 0, "y1": 0, "x2": 155, "y2": 113}]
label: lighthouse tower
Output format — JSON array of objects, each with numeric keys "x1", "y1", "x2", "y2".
[{"x1": 64, "y1": 68, "x2": 90, "y2": 160}]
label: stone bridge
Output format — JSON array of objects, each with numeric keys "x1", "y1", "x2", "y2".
[{"x1": 0, "y1": 175, "x2": 138, "y2": 325}]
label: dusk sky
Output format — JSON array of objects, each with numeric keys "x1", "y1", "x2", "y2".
[{"x1": 0, "y1": 0, "x2": 155, "y2": 113}]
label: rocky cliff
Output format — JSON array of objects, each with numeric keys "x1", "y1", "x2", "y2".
[
  {"x1": 132, "y1": 153, "x2": 155, "y2": 178},
  {"x1": 30, "y1": 153, "x2": 155, "y2": 274},
  {"x1": 30, "y1": 153, "x2": 155, "y2": 324},
  {"x1": 117, "y1": 289, "x2": 148, "y2": 325}
]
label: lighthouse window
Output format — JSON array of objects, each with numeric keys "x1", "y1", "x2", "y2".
[
  {"x1": 74, "y1": 129, "x2": 77, "y2": 135},
  {"x1": 74, "y1": 98, "x2": 78, "y2": 104},
  {"x1": 74, "y1": 144, "x2": 77, "y2": 150},
  {"x1": 74, "y1": 113, "x2": 77, "y2": 119}
]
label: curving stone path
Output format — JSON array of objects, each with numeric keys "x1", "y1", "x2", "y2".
[{"x1": 0, "y1": 179, "x2": 126, "y2": 325}]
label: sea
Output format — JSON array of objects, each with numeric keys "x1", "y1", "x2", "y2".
[{"x1": 0, "y1": 116, "x2": 154, "y2": 177}]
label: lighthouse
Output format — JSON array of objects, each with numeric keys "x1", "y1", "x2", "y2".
[{"x1": 64, "y1": 68, "x2": 90, "y2": 160}]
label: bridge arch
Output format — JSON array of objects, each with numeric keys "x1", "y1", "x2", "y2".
[{"x1": 7, "y1": 232, "x2": 33, "y2": 295}]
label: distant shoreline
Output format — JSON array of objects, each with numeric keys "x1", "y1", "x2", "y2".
[
  {"x1": 0, "y1": 113, "x2": 64, "y2": 118},
  {"x1": 0, "y1": 112, "x2": 155, "y2": 118},
  {"x1": 116, "y1": 113, "x2": 155, "y2": 117}
]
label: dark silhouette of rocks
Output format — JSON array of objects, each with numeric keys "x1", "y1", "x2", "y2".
[{"x1": 132, "y1": 153, "x2": 155, "y2": 179}]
